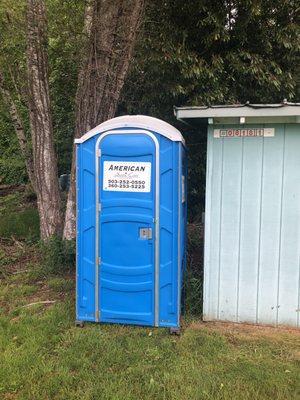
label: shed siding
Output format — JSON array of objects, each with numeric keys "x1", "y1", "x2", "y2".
[{"x1": 204, "y1": 124, "x2": 300, "y2": 327}]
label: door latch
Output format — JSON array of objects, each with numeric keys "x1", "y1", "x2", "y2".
[{"x1": 139, "y1": 227, "x2": 152, "y2": 240}]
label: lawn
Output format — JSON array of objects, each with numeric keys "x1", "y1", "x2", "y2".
[{"x1": 0, "y1": 192, "x2": 299, "y2": 399}]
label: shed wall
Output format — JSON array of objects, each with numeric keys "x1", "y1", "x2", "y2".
[{"x1": 204, "y1": 124, "x2": 300, "y2": 327}]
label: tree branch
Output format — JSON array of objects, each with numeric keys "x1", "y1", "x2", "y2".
[{"x1": 0, "y1": 71, "x2": 36, "y2": 191}]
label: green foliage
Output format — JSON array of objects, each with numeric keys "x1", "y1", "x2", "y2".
[
  {"x1": 0, "y1": 248, "x2": 15, "y2": 278},
  {"x1": 47, "y1": 277, "x2": 74, "y2": 293},
  {"x1": 0, "y1": 0, "x2": 86, "y2": 182},
  {"x1": 0, "y1": 101, "x2": 27, "y2": 185},
  {"x1": 0, "y1": 193, "x2": 22, "y2": 214},
  {"x1": 0, "y1": 193, "x2": 39, "y2": 241},
  {"x1": 122, "y1": 0, "x2": 299, "y2": 112},
  {"x1": 183, "y1": 224, "x2": 204, "y2": 316},
  {"x1": 0, "y1": 0, "x2": 299, "y2": 218},
  {"x1": 185, "y1": 129, "x2": 207, "y2": 220},
  {"x1": 47, "y1": 0, "x2": 86, "y2": 175},
  {"x1": 120, "y1": 0, "x2": 300, "y2": 218},
  {"x1": 0, "y1": 208, "x2": 39, "y2": 241},
  {"x1": 0, "y1": 158, "x2": 27, "y2": 185},
  {"x1": 40, "y1": 236, "x2": 75, "y2": 276},
  {"x1": 0, "y1": 0, "x2": 27, "y2": 93}
]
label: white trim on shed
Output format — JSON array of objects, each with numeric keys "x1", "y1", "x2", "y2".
[
  {"x1": 74, "y1": 115, "x2": 185, "y2": 144},
  {"x1": 174, "y1": 103, "x2": 300, "y2": 125}
]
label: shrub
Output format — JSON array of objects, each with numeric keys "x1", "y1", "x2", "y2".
[
  {"x1": 0, "y1": 208, "x2": 40, "y2": 241},
  {"x1": 0, "y1": 157, "x2": 28, "y2": 185},
  {"x1": 40, "y1": 236, "x2": 75, "y2": 276},
  {"x1": 0, "y1": 192, "x2": 39, "y2": 242},
  {"x1": 183, "y1": 223, "x2": 204, "y2": 317}
]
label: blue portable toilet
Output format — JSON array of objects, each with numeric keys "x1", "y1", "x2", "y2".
[{"x1": 75, "y1": 115, "x2": 187, "y2": 331}]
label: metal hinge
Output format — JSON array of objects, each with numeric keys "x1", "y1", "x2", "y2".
[
  {"x1": 96, "y1": 256, "x2": 101, "y2": 265},
  {"x1": 96, "y1": 148, "x2": 101, "y2": 157},
  {"x1": 98, "y1": 203, "x2": 102, "y2": 212}
]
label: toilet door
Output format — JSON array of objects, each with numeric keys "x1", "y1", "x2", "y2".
[{"x1": 96, "y1": 130, "x2": 159, "y2": 326}]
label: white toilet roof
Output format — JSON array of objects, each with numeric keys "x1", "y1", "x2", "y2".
[{"x1": 74, "y1": 115, "x2": 185, "y2": 144}]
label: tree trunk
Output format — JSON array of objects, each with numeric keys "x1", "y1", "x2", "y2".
[
  {"x1": 0, "y1": 73, "x2": 36, "y2": 191},
  {"x1": 63, "y1": 0, "x2": 144, "y2": 239},
  {"x1": 26, "y1": 0, "x2": 62, "y2": 239}
]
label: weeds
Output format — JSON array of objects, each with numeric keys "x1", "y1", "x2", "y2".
[
  {"x1": 48, "y1": 277, "x2": 75, "y2": 292},
  {"x1": 40, "y1": 236, "x2": 75, "y2": 276},
  {"x1": 183, "y1": 223, "x2": 203, "y2": 316},
  {"x1": 0, "y1": 192, "x2": 39, "y2": 241}
]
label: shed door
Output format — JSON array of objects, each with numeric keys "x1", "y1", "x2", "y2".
[{"x1": 97, "y1": 131, "x2": 157, "y2": 326}]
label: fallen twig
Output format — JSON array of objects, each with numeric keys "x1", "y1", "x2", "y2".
[
  {"x1": 21, "y1": 300, "x2": 56, "y2": 308},
  {"x1": 12, "y1": 269, "x2": 29, "y2": 275},
  {"x1": 11, "y1": 236, "x2": 25, "y2": 249}
]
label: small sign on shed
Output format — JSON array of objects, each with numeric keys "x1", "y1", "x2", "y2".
[{"x1": 213, "y1": 127, "x2": 275, "y2": 138}]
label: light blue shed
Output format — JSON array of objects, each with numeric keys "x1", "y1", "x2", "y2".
[
  {"x1": 75, "y1": 115, "x2": 187, "y2": 330},
  {"x1": 175, "y1": 103, "x2": 300, "y2": 328}
]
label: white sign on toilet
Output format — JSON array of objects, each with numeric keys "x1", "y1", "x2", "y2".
[{"x1": 103, "y1": 161, "x2": 151, "y2": 192}]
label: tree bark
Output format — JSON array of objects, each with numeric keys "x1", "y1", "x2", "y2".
[
  {"x1": 63, "y1": 0, "x2": 144, "y2": 239},
  {"x1": 26, "y1": 0, "x2": 62, "y2": 239},
  {"x1": 0, "y1": 73, "x2": 36, "y2": 191}
]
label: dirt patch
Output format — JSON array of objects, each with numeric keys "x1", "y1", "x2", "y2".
[
  {"x1": 0, "y1": 237, "x2": 75, "y2": 314},
  {"x1": 0, "y1": 184, "x2": 26, "y2": 197},
  {"x1": 190, "y1": 320, "x2": 300, "y2": 340},
  {"x1": 0, "y1": 238, "x2": 39, "y2": 276}
]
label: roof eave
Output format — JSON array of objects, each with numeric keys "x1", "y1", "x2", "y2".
[{"x1": 174, "y1": 104, "x2": 300, "y2": 127}]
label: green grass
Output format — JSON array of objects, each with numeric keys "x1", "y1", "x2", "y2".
[
  {"x1": 0, "y1": 194, "x2": 299, "y2": 399},
  {"x1": 0, "y1": 264, "x2": 299, "y2": 400}
]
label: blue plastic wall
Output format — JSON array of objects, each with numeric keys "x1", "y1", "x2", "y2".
[{"x1": 76, "y1": 128, "x2": 186, "y2": 328}]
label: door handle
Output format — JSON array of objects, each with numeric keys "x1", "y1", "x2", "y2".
[{"x1": 139, "y1": 227, "x2": 152, "y2": 240}]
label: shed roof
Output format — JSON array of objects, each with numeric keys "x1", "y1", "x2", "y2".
[
  {"x1": 174, "y1": 102, "x2": 300, "y2": 126},
  {"x1": 74, "y1": 115, "x2": 184, "y2": 144}
]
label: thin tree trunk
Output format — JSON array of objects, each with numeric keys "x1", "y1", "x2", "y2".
[
  {"x1": 0, "y1": 73, "x2": 36, "y2": 191},
  {"x1": 63, "y1": 0, "x2": 144, "y2": 239},
  {"x1": 26, "y1": 0, "x2": 62, "y2": 239}
]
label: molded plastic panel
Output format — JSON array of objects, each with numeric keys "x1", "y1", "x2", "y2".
[{"x1": 76, "y1": 137, "x2": 96, "y2": 321}]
